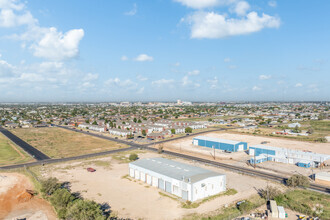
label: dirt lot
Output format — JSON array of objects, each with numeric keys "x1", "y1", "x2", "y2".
[
  {"x1": 11, "y1": 127, "x2": 128, "y2": 158},
  {"x1": 0, "y1": 173, "x2": 56, "y2": 220},
  {"x1": 158, "y1": 131, "x2": 330, "y2": 177},
  {"x1": 38, "y1": 152, "x2": 283, "y2": 220},
  {"x1": 165, "y1": 131, "x2": 330, "y2": 154}
]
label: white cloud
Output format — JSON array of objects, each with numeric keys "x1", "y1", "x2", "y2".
[
  {"x1": 137, "y1": 75, "x2": 148, "y2": 81},
  {"x1": 259, "y1": 74, "x2": 271, "y2": 80},
  {"x1": 134, "y1": 54, "x2": 153, "y2": 62},
  {"x1": 31, "y1": 27, "x2": 84, "y2": 60},
  {"x1": 124, "y1": 3, "x2": 137, "y2": 16},
  {"x1": 268, "y1": 1, "x2": 277, "y2": 8},
  {"x1": 152, "y1": 79, "x2": 174, "y2": 86},
  {"x1": 207, "y1": 76, "x2": 218, "y2": 89},
  {"x1": 137, "y1": 87, "x2": 144, "y2": 94},
  {"x1": 233, "y1": 1, "x2": 250, "y2": 16},
  {"x1": 186, "y1": 11, "x2": 280, "y2": 39},
  {"x1": 0, "y1": 58, "x2": 16, "y2": 76},
  {"x1": 228, "y1": 65, "x2": 237, "y2": 69},
  {"x1": 174, "y1": 0, "x2": 232, "y2": 9},
  {"x1": 182, "y1": 75, "x2": 200, "y2": 88},
  {"x1": 224, "y1": 57, "x2": 231, "y2": 62},
  {"x1": 106, "y1": 78, "x2": 136, "y2": 87},
  {"x1": 83, "y1": 73, "x2": 98, "y2": 81},
  {"x1": 252, "y1": 86, "x2": 261, "y2": 91},
  {"x1": 295, "y1": 83, "x2": 303, "y2": 87},
  {"x1": 0, "y1": 9, "x2": 36, "y2": 27},
  {"x1": 174, "y1": 62, "x2": 180, "y2": 66},
  {"x1": 0, "y1": 0, "x2": 25, "y2": 10},
  {"x1": 188, "y1": 70, "x2": 200, "y2": 75},
  {"x1": 121, "y1": 55, "x2": 128, "y2": 61}
]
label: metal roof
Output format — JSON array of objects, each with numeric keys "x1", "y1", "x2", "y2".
[
  {"x1": 193, "y1": 136, "x2": 245, "y2": 145},
  {"x1": 251, "y1": 145, "x2": 330, "y2": 159},
  {"x1": 130, "y1": 157, "x2": 224, "y2": 183}
]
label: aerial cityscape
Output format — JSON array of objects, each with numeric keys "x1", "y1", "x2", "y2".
[{"x1": 0, "y1": 0, "x2": 329, "y2": 220}]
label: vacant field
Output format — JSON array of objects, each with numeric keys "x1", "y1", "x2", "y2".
[
  {"x1": 0, "y1": 134, "x2": 34, "y2": 166},
  {"x1": 235, "y1": 120, "x2": 330, "y2": 142},
  {"x1": 276, "y1": 189, "x2": 330, "y2": 219},
  {"x1": 11, "y1": 127, "x2": 128, "y2": 158},
  {"x1": 36, "y1": 151, "x2": 282, "y2": 220}
]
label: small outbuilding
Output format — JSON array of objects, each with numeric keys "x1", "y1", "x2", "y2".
[
  {"x1": 193, "y1": 136, "x2": 248, "y2": 152},
  {"x1": 297, "y1": 160, "x2": 311, "y2": 168},
  {"x1": 129, "y1": 157, "x2": 226, "y2": 202}
]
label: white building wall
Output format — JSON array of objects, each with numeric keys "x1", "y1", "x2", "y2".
[
  {"x1": 129, "y1": 163, "x2": 227, "y2": 201},
  {"x1": 191, "y1": 175, "x2": 226, "y2": 202}
]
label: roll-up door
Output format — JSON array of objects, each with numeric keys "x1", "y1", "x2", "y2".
[
  {"x1": 158, "y1": 179, "x2": 165, "y2": 190},
  {"x1": 165, "y1": 181, "x2": 172, "y2": 193}
]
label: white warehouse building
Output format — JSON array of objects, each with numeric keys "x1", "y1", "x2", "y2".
[{"x1": 129, "y1": 158, "x2": 226, "y2": 202}]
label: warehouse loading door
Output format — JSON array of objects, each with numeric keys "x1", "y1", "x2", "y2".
[
  {"x1": 193, "y1": 140, "x2": 198, "y2": 145},
  {"x1": 238, "y1": 144, "x2": 244, "y2": 151},
  {"x1": 165, "y1": 181, "x2": 172, "y2": 193},
  {"x1": 152, "y1": 177, "x2": 158, "y2": 187},
  {"x1": 146, "y1": 175, "x2": 152, "y2": 185},
  {"x1": 158, "y1": 179, "x2": 165, "y2": 190},
  {"x1": 182, "y1": 190, "x2": 188, "y2": 200},
  {"x1": 129, "y1": 168, "x2": 134, "y2": 177},
  {"x1": 249, "y1": 149, "x2": 255, "y2": 156}
]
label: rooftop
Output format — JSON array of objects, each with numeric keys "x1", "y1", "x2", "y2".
[
  {"x1": 194, "y1": 136, "x2": 245, "y2": 145},
  {"x1": 129, "y1": 157, "x2": 223, "y2": 183}
]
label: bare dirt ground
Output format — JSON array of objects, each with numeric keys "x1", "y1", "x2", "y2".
[
  {"x1": 0, "y1": 173, "x2": 57, "y2": 220},
  {"x1": 159, "y1": 131, "x2": 330, "y2": 177},
  {"x1": 39, "y1": 152, "x2": 283, "y2": 220}
]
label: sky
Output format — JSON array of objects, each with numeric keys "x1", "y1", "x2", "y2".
[{"x1": 0, "y1": 0, "x2": 329, "y2": 102}]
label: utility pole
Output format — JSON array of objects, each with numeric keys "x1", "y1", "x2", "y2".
[{"x1": 254, "y1": 149, "x2": 256, "y2": 169}]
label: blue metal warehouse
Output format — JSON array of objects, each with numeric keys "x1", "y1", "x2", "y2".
[{"x1": 192, "y1": 136, "x2": 248, "y2": 152}]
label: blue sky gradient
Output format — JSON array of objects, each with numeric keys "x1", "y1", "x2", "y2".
[{"x1": 0, "y1": 0, "x2": 329, "y2": 102}]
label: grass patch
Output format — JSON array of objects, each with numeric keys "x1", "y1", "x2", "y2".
[
  {"x1": 111, "y1": 150, "x2": 146, "y2": 163},
  {"x1": 181, "y1": 188, "x2": 238, "y2": 209},
  {"x1": 275, "y1": 189, "x2": 330, "y2": 219},
  {"x1": 0, "y1": 133, "x2": 34, "y2": 166},
  {"x1": 184, "y1": 194, "x2": 265, "y2": 220},
  {"x1": 11, "y1": 127, "x2": 128, "y2": 158}
]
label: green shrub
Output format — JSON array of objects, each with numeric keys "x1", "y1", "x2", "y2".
[
  {"x1": 129, "y1": 153, "x2": 138, "y2": 161},
  {"x1": 286, "y1": 175, "x2": 310, "y2": 188},
  {"x1": 66, "y1": 199, "x2": 104, "y2": 220},
  {"x1": 41, "y1": 177, "x2": 61, "y2": 196}
]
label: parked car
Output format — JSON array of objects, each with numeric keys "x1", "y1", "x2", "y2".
[{"x1": 87, "y1": 167, "x2": 96, "y2": 172}]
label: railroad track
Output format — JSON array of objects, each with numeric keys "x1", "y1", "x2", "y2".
[{"x1": 142, "y1": 146, "x2": 330, "y2": 193}]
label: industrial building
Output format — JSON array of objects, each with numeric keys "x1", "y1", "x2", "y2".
[
  {"x1": 314, "y1": 172, "x2": 330, "y2": 186},
  {"x1": 129, "y1": 157, "x2": 226, "y2": 201},
  {"x1": 249, "y1": 145, "x2": 330, "y2": 168},
  {"x1": 192, "y1": 136, "x2": 248, "y2": 152}
]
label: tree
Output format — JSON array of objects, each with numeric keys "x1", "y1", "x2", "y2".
[
  {"x1": 129, "y1": 153, "x2": 138, "y2": 161},
  {"x1": 307, "y1": 128, "x2": 314, "y2": 134},
  {"x1": 185, "y1": 127, "x2": 192, "y2": 133},
  {"x1": 158, "y1": 144, "x2": 164, "y2": 154},
  {"x1": 92, "y1": 121, "x2": 98, "y2": 125},
  {"x1": 293, "y1": 125, "x2": 301, "y2": 133},
  {"x1": 41, "y1": 177, "x2": 61, "y2": 196},
  {"x1": 287, "y1": 174, "x2": 310, "y2": 188},
  {"x1": 259, "y1": 185, "x2": 281, "y2": 200},
  {"x1": 208, "y1": 118, "x2": 213, "y2": 122},
  {"x1": 142, "y1": 129, "x2": 146, "y2": 136},
  {"x1": 238, "y1": 200, "x2": 253, "y2": 213},
  {"x1": 138, "y1": 119, "x2": 142, "y2": 123},
  {"x1": 66, "y1": 199, "x2": 104, "y2": 220},
  {"x1": 85, "y1": 119, "x2": 90, "y2": 124},
  {"x1": 133, "y1": 118, "x2": 137, "y2": 123},
  {"x1": 50, "y1": 188, "x2": 75, "y2": 219},
  {"x1": 171, "y1": 128, "x2": 176, "y2": 134}
]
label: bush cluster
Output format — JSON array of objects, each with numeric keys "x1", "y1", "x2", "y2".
[{"x1": 40, "y1": 178, "x2": 107, "y2": 220}]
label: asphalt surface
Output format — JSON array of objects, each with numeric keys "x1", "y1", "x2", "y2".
[
  {"x1": 0, "y1": 126, "x2": 50, "y2": 160},
  {"x1": 0, "y1": 146, "x2": 135, "y2": 170},
  {"x1": 0, "y1": 125, "x2": 328, "y2": 194}
]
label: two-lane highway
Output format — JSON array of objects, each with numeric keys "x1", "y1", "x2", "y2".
[{"x1": 0, "y1": 126, "x2": 50, "y2": 160}]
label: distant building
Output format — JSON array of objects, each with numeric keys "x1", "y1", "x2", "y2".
[
  {"x1": 193, "y1": 136, "x2": 248, "y2": 152},
  {"x1": 288, "y1": 122, "x2": 301, "y2": 128},
  {"x1": 249, "y1": 145, "x2": 330, "y2": 168},
  {"x1": 129, "y1": 158, "x2": 226, "y2": 201}
]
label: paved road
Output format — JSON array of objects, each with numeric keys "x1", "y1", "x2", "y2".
[
  {"x1": 0, "y1": 126, "x2": 50, "y2": 160},
  {"x1": 0, "y1": 125, "x2": 328, "y2": 194},
  {"x1": 0, "y1": 146, "x2": 135, "y2": 170}
]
